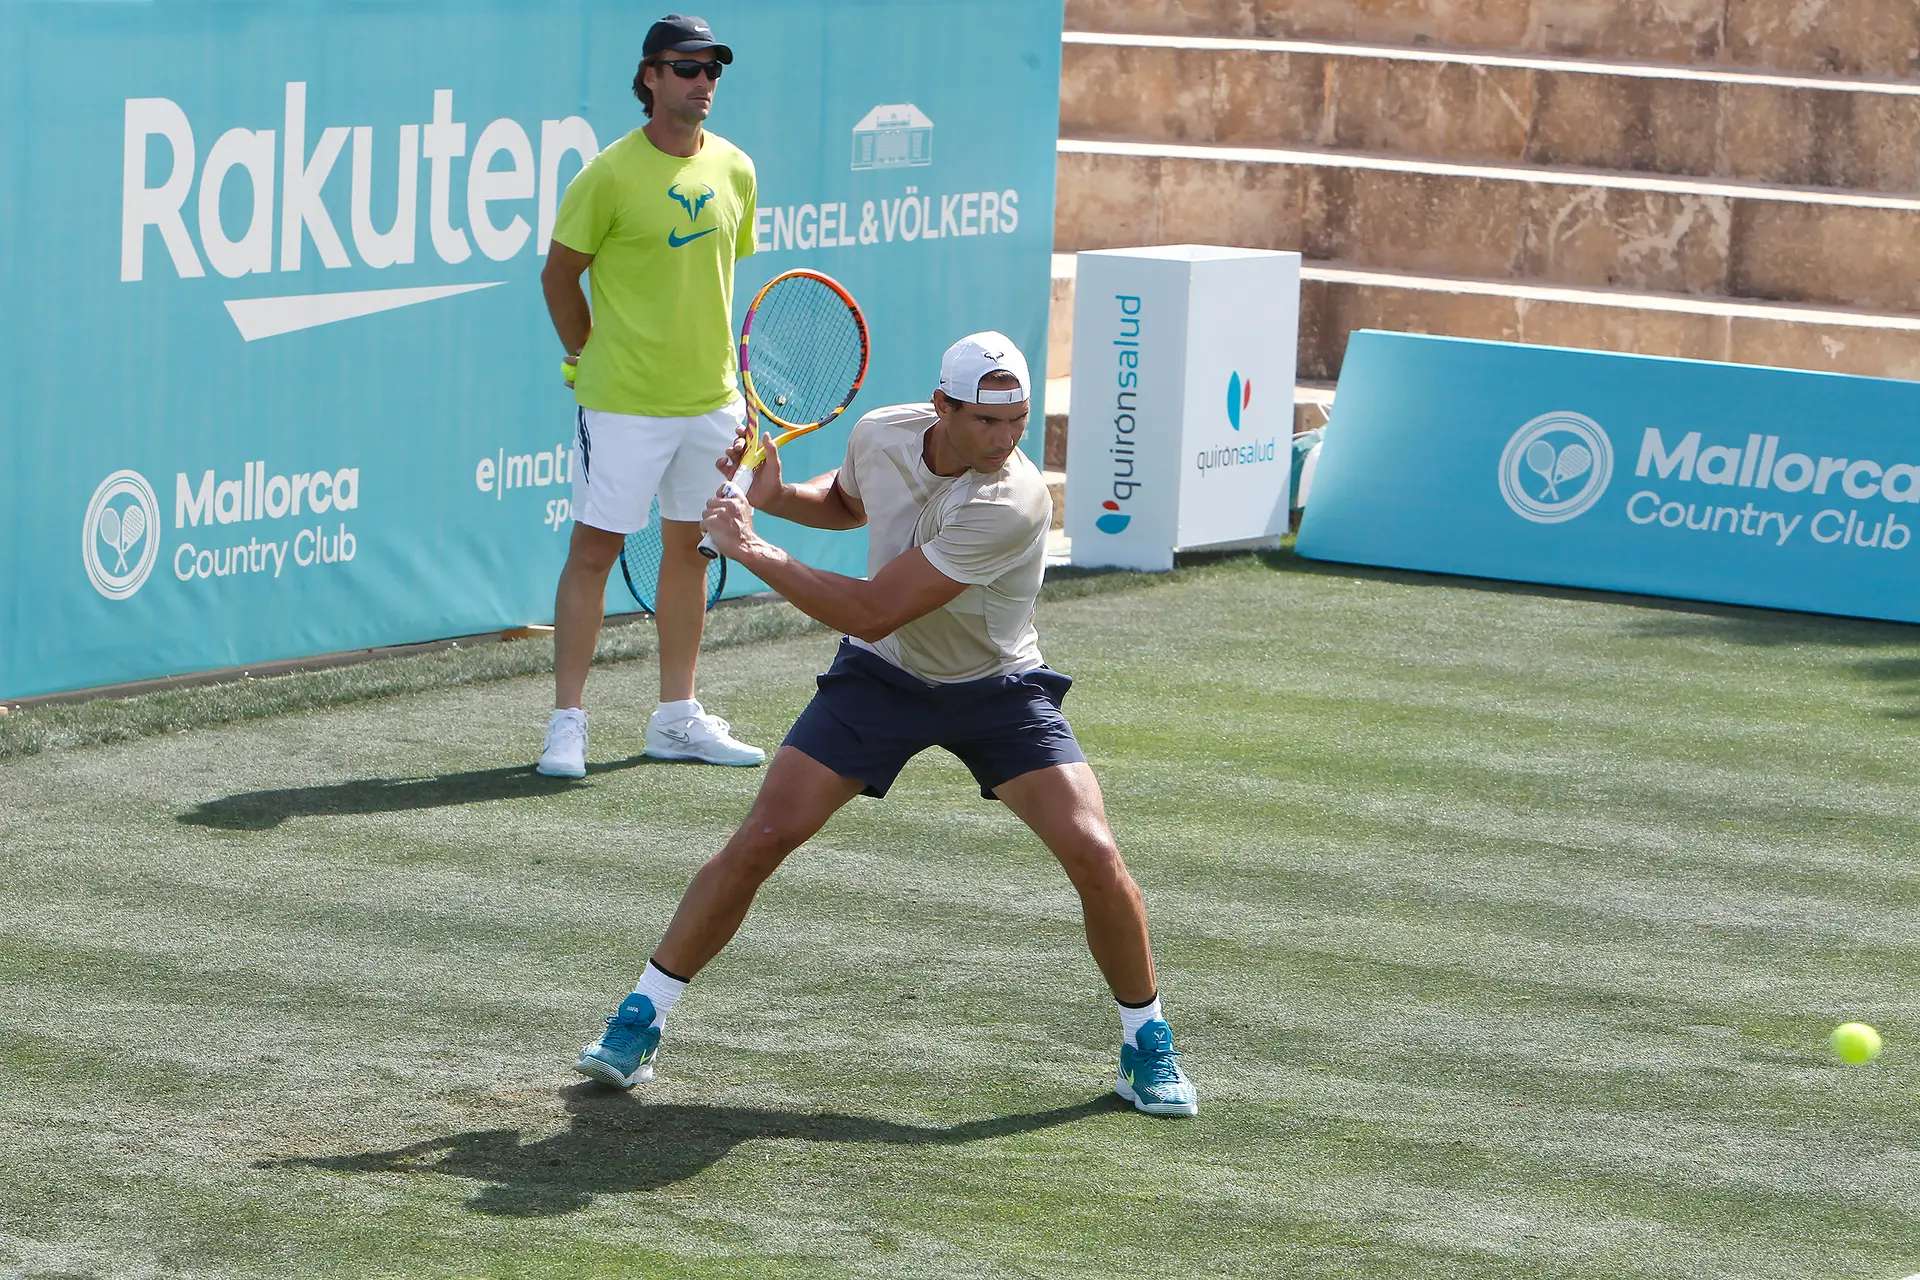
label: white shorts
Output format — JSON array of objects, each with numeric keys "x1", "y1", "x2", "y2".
[{"x1": 572, "y1": 400, "x2": 745, "y2": 535}]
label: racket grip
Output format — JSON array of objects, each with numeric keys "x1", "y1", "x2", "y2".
[{"x1": 696, "y1": 479, "x2": 746, "y2": 560}]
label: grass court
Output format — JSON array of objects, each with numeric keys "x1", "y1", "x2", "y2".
[{"x1": 2, "y1": 552, "x2": 1916, "y2": 1279}]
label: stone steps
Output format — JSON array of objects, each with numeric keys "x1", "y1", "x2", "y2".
[
  {"x1": 1297, "y1": 262, "x2": 1920, "y2": 381},
  {"x1": 1064, "y1": 32, "x2": 1920, "y2": 192},
  {"x1": 1057, "y1": 138, "x2": 1920, "y2": 315},
  {"x1": 1043, "y1": 466, "x2": 1067, "y2": 529},
  {"x1": 1064, "y1": 0, "x2": 1920, "y2": 81},
  {"x1": 1049, "y1": 250, "x2": 1920, "y2": 383},
  {"x1": 1045, "y1": 3, "x2": 1920, "y2": 484}
]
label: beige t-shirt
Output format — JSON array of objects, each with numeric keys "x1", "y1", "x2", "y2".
[{"x1": 836, "y1": 403, "x2": 1051, "y2": 683}]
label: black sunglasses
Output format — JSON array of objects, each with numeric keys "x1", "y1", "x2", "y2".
[{"x1": 657, "y1": 58, "x2": 724, "y2": 80}]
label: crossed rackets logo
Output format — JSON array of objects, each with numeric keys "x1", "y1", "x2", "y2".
[
  {"x1": 82, "y1": 469, "x2": 163, "y2": 599},
  {"x1": 1498, "y1": 411, "x2": 1614, "y2": 525}
]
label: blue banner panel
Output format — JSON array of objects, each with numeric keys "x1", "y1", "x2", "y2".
[
  {"x1": 1297, "y1": 331, "x2": 1920, "y2": 624},
  {"x1": 1, "y1": 0, "x2": 1063, "y2": 700}
]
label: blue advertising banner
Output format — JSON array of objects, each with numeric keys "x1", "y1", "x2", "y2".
[
  {"x1": 0, "y1": 0, "x2": 1063, "y2": 700},
  {"x1": 1298, "y1": 331, "x2": 1920, "y2": 624}
]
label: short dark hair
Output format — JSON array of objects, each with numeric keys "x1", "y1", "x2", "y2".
[{"x1": 632, "y1": 59, "x2": 657, "y2": 116}]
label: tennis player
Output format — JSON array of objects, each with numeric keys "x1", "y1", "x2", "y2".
[
  {"x1": 537, "y1": 13, "x2": 764, "y2": 777},
  {"x1": 572, "y1": 333, "x2": 1199, "y2": 1116}
]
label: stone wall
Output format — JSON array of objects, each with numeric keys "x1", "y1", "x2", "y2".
[{"x1": 1065, "y1": 0, "x2": 1920, "y2": 80}]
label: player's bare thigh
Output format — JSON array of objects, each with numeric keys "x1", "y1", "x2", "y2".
[
  {"x1": 722, "y1": 745, "x2": 868, "y2": 869},
  {"x1": 993, "y1": 762, "x2": 1124, "y2": 874},
  {"x1": 652, "y1": 747, "x2": 865, "y2": 977}
]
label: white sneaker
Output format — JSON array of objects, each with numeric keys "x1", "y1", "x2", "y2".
[
  {"x1": 644, "y1": 705, "x2": 766, "y2": 767},
  {"x1": 537, "y1": 708, "x2": 588, "y2": 778}
]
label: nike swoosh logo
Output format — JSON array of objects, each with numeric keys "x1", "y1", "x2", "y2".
[
  {"x1": 668, "y1": 228, "x2": 718, "y2": 248},
  {"x1": 663, "y1": 729, "x2": 693, "y2": 744},
  {"x1": 223, "y1": 282, "x2": 505, "y2": 341}
]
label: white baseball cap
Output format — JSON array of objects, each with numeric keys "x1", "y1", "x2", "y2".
[{"x1": 938, "y1": 331, "x2": 1031, "y2": 405}]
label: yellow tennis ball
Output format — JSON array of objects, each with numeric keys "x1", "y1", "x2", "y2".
[{"x1": 1831, "y1": 1022, "x2": 1883, "y2": 1065}]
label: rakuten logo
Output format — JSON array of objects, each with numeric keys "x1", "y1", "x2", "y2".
[{"x1": 121, "y1": 86, "x2": 599, "y2": 337}]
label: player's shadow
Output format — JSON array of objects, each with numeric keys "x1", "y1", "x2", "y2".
[
  {"x1": 260, "y1": 1085, "x2": 1125, "y2": 1215},
  {"x1": 176, "y1": 757, "x2": 652, "y2": 830}
]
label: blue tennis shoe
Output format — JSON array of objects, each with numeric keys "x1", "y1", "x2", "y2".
[
  {"x1": 1117, "y1": 1019, "x2": 1198, "y2": 1117},
  {"x1": 574, "y1": 992, "x2": 662, "y2": 1088}
]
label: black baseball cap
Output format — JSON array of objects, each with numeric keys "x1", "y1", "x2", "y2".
[{"x1": 643, "y1": 14, "x2": 733, "y2": 64}]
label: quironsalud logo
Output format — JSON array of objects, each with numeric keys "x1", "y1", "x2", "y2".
[
  {"x1": 83, "y1": 470, "x2": 162, "y2": 599},
  {"x1": 1097, "y1": 501, "x2": 1130, "y2": 535},
  {"x1": 1499, "y1": 411, "x2": 1614, "y2": 524},
  {"x1": 1227, "y1": 371, "x2": 1251, "y2": 431}
]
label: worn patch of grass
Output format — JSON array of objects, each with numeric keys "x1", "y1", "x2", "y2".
[{"x1": 2, "y1": 553, "x2": 1917, "y2": 1279}]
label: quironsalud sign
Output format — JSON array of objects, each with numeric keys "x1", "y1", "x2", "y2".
[
  {"x1": 1297, "y1": 331, "x2": 1920, "y2": 624},
  {"x1": 0, "y1": 0, "x2": 1065, "y2": 700}
]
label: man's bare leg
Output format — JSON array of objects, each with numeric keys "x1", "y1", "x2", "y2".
[
  {"x1": 992, "y1": 762, "x2": 1155, "y2": 1004},
  {"x1": 653, "y1": 746, "x2": 867, "y2": 976},
  {"x1": 996, "y1": 760, "x2": 1196, "y2": 1114},
  {"x1": 574, "y1": 747, "x2": 864, "y2": 1087},
  {"x1": 553, "y1": 522, "x2": 624, "y2": 710},
  {"x1": 653, "y1": 518, "x2": 709, "y2": 704}
]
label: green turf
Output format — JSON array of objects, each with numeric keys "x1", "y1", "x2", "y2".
[{"x1": 2, "y1": 553, "x2": 1916, "y2": 1279}]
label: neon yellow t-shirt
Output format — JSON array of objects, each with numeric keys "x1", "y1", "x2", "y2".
[{"x1": 552, "y1": 127, "x2": 757, "y2": 417}]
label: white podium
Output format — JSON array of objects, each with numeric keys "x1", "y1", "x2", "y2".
[{"x1": 1065, "y1": 245, "x2": 1300, "y2": 571}]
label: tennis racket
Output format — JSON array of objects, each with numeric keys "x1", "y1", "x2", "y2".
[
  {"x1": 698, "y1": 268, "x2": 871, "y2": 559},
  {"x1": 620, "y1": 498, "x2": 726, "y2": 614}
]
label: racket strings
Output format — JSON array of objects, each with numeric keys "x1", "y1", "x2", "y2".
[
  {"x1": 621, "y1": 500, "x2": 725, "y2": 613},
  {"x1": 745, "y1": 277, "x2": 864, "y2": 427}
]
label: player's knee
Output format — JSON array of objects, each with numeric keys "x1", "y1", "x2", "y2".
[
  {"x1": 567, "y1": 530, "x2": 621, "y2": 574},
  {"x1": 717, "y1": 820, "x2": 806, "y2": 881},
  {"x1": 1055, "y1": 830, "x2": 1129, "y2": 886},
  {"x1": 658, "y1": 521, "x2": 705, "y2": 560}
]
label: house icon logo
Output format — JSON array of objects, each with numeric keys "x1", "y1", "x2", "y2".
[{"x1": 851, "y1": 104, "x2": 934, "y2": 171}]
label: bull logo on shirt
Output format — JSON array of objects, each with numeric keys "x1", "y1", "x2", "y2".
[{"x1": 669, "y1": 183, "x2": 716, "y2": 221}]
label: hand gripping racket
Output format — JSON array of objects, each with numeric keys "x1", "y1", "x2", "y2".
[
  {"x1": 619, "y1": 498, "x2": 726, "y2": 615},
  {"x1": 698, "y1": 269, "x2": 871, "y2": 559}
]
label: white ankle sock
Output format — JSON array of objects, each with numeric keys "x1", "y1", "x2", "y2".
[
  {"x1": 1118, "y1": 995, "x2": 1163, "y2": 1045},
  {"x1": 655, "y1": 699, "x2": 701, "y2": 721},
  {"x1": 633, "y1": 961, "x2": 688, "y2": 1026}
]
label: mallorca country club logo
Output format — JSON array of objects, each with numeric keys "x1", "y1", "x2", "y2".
[
  {"x1": 83, "y1": 469, "x2": 163, "y2": 599},
  {"x1": 1227, "y1": 371, "x2": 1251, "y2": 430},
  {"x1": 1499, "y1": 411, "x2": 1614, "y2": 524}
]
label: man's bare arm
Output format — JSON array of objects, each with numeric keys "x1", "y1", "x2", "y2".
[
  {"x1": 700, "y1": 483, "x2": 963, "y2": 640},
  {"x1": 542, "y1": 242, "x2": 594, "y2": 355},
  {"x1": 733, "y1": 543, "x2": 965, "y2": 642},
  {"x1": 757, "y1": 472, "x2": 866, "y2": 531},
  {"x1": 719, "y1": 426, "x2": 866, "y2": 531}
]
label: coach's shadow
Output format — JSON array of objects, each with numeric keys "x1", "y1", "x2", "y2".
[
  {"x1": 177, "y1": 757, "x2": 652, "y2": 830},
  {"x1": 260, "y1": 1085, "x2": 1125, "y2": 1215}
]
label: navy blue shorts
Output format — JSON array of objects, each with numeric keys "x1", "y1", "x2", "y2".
[{"x1": 784, "y1": 640, "x2": 1087, "y2": 799}]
